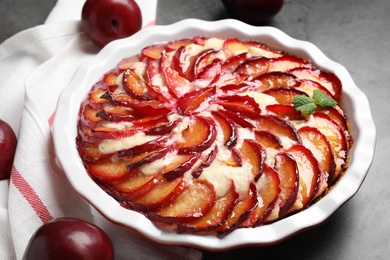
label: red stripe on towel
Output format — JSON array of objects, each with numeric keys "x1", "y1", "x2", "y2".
[{"x1": 11, "y1": 166, "x2": 53, "y2": 223}]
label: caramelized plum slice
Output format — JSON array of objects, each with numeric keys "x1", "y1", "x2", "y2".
[
  {"x1": 178, "y1": 180, "x2": 238, "y2": 233},
  {"x1": 160, "y1": 50, "x2": 191, "y2": 98},
  {"x1": 177, "y1": 181, "x2": 239, "y2": 234},
  {"x1": 272, "y1": 152, "x2": 299, "y2": 218},
  {"x1": 298, "y1": 126, "x2": 336, "y2": 186},
  {"x1": 240, "y1": 140, "x2": 266, "y2": 181},
  {"x1": 129, "y1": 176, "x2": 186, "y2": 210},
  {"x1": 165, "y1": 38, "x2": 194, "y2": 51},
  {"x1": 95, "y1": 106, "x2": 140, "y2": 123},
  {"x1": 176, "y1": 87, "x2": 216, "y2": 115},
  {"x1": 85, "y1": 156, "x2": 129, "y2": 182},
  {"x1": 130, "y1": 101, "x2": 171, "y2": 116},
  {"x1": 287, "y1": 144, "x2": 322, "y2": 210},
  {"x1": 147, "y1": 180, "x2": 216, "y2": 224},
  {"x1": 212, "y1": 110, "x2": 238, "y2": 148},
  {"x1": 171, "y1": 45, "x2": 196, "y2": 81},
  {"x1": 217, "y1": 95, "x2": 261, "y2": 118},
  {"x1": 102, "y1": 70, "x2": 119, "y2": 87},
  {"x1": 263, "y1": 87, "x2": 308, "y2": 105},
  {"x1": 141, "y1": 43, "x2": 165, "y2": 60},
  {"x1": 223, "y1": 38, "x2": 282, "y2": 58},
  {"x1": 241, "y1": 163, "x2": 280, "y2": 227},
  {"x1": 288, "y1": 67, "x2": 342, "y2": 101},
  {"x1": 81, "y1": 104, "x2": 103, "y2": 129},
  {"x1": 117, "y1": 136, "x2": 169, "y2": 157},
  {"x1": 117, "y1": 55, "x2": 140, "y2": 71},
  {"x1": 254, "y1": 130, "x2": 283, "y2": 149},
  {"x1": 192, "y1": 146, "x2": 219, "y2": 178},
  {"x1": 221, "y1": 52, "x2": 249, "y2": 72},
  {"x1": 234, "y1": 56, "x2": 270, "y2": 78},
  {"x1": 316, "y1": 107, "x2": 352, "y2": 145},
  {"x1": 218, "y1": 110, "x2": 255, "y2": 128},
  {"x1": 178, "y1": 116, "x2": 217, "y2": 154},
  {"x1": 144, "y1": 118, "x2": 181, "y2": 136},
  {"x1": 296, "y1": 79, "x2": 334, "y2": 98},
  {"x1": 126, "y1": 147, "x2": 171, "y2": 170},
  {"x1": 311, "y1": 113, "x2": 348, "y2": 178},
  {"x1": 254, "y1": 115, "x2": 301, "y2": 143},
  {"x1": 269, "y1": 54, "x2": 309, "y2": 72},
  {"x1": 122, "y1": 68, "x2": 151, "y2": 101},
  {"x1": 266, "y1": 104, "x2": 305, "y2": 120},
  {"x1": 92, "y1": 127, "x2": 139, "y2": 141},
  {"x1": 217, "y1": 183, "x2": 258, "y2": 235},
  {"x1": 110, "y1": 169, "x2": 160, "y2": 201},
  {"x1": 193, "y1": 48, "x2": 222, "y2": 78},
  {"x1": 163, "y1": 154, "x2": 200, "y2": 181},
  {"x1": 77, "y1": 137, "x2": 107, "y2": 162},
  {"x1": 88, "y1": 86, "x2": 109, "y2": 108},
  {"x1": 145, "y1": 59, "x2": 173, "y2": 102},
  {"x1": 254, "y1": 72, "x2": 300, "y2": 92},
  {"x1": 210, "y1": 71, "x2": 248, "y2": 89}
]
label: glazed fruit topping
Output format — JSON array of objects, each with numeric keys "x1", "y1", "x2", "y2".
[{"x1": 76, "y1": 36, "x2": 353, "y2": 236}]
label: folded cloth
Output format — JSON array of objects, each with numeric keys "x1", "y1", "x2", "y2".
[{"x1": 0, "y1": 0, "x2": 202, "y2": 259}]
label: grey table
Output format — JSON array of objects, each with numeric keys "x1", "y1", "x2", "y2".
[{"x1": 1, "y1": 0, "x2": 388, "y2": 259}]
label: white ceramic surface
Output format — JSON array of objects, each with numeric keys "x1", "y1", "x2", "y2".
[{"x1": 53, "y1": 19, "x2": 376, "y2": 250}]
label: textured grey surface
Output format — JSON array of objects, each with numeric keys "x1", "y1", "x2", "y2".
[{"x1": 1, "y1": 0, "x2": 389, "y2": 259}]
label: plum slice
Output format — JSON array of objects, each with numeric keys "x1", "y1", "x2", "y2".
[
  {"x1": 212, "y1": 110, "x2": 238, "y2": 148},
  {"x1": 254, "y1": 130, "x2": 283, "y2": 149},
  {"x1": 241, "y1": 163, "x2": 280, "y2": 227},
  {"x1": 269, "y1": 152, "x2": 299, "y2": 218},
  {"x1": 177, "y1": 180, "x2": 239, "y2": 233},
  {"x1": 76, "y1": 137, "x2": 107, "y2": 162},
  {"x1": 239, "y1": 139, "x2": 266, "y2": 181},
  {"x1": 234, "y1": 56, "x2": 270, "y2": 78},
  {"x1": 288, "y1": 67, "x2": 342, "y2": 101},
  {"x1": 296, "y1": 79, "x2": 334, "y2": 99},
  {"x1": 217, "y1": 94, "x2": 261, "y2": 118},
  {"x1": 223, "y1": 38, "x2": 282, "y2": 58},
  {"x1": 311, "y1": 113, "x2": 348, "y2": 179},
  {"x1": 165, "y1": 38, "x2": 194, "y2": 52},
  {"x1": 263, "y1": 87, "x2": 308, "y2": 105},
  {"x1": 126, "y1": 175, "x2": 186, "y2": 211},
  {"x1": 176, "y1": 87, "x2": 216, "y2": 115},
  {"x1": 298, "y1": 126, "x2": 336, "y2": 186},
  {"x1": 147, "y1": 180, "x2": 216, "y2": 224},
  {"x1": 162, "y1": 154, "x2": 200, "y2": 181},
  {"x1": 122, "y1": 68, "x2": 151, "y2": 101},
  {"x1": 254, "y1": 115, "x2": 301, "y2": 143},
  {"x1": 217, "y1": 183, "x2": 258, "y2": 235},
  {"x1": 177, "y1": 116, "x2": 217, "y2": 154},
  {"x1": 254, "y1": 71, "x2": 300, "y2": 92},
  {"x1": 81, "y1": 104, "x2": 103, "y2": 129},
  {"x1": 141, "y1": 43, "x2": 165, "y2": 60},
  {"x1": 269, "y1": 54, "x2": 310, "y2": 72},
  {"x1": 84, "y1": 156, "x2": 130, "y2": 182},
  {"x1": 266, "y1": 104, "x2": 305, "y2": 120},
  {"x1": 160, "y1": 50, "x2": 191, "y2": 98},
  {"x1": 287, "y1": 144, "x2": 322, "y2": 210}
]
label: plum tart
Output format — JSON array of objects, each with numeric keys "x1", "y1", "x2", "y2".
[{"x1": 76, "y1": 36, "x2": 353, "y2": 236}]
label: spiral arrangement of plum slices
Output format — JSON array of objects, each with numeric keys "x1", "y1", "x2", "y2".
[{"x1": 77, "y1": 37, "x2": 353, "y2": 236}]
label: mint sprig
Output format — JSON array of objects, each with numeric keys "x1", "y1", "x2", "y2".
[{"x1": 293, "y1": 90, "x2": 337, "y2": 115}]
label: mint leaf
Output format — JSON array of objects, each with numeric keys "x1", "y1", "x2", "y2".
[
  {"x1": 312, "y1": 89, "x2": 337, "y2": 108},
  {"x1": 293, "y1": 95, "x2": 317, "y2": 114},
  {"x1": 293, "y1": 95, "x2": 314, "y2": 108},
  {"x1": 293, "y1": 90, "x2": 338, "y2": 115},
  {"x1": 295, "y1": 102, "x2": 317, "y2": 114}
]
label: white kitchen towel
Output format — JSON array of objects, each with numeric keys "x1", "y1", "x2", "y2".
[{"x1": 0, "y1": 0, "x2": 203, "y2": 259}]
